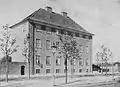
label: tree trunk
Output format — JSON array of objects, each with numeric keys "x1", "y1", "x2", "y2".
[
  {"x1": 65, "y1": 58, "x2": 67, "y2": 84},
  {"x1": 28, "y1": 60, "x2": 30, "y2": 79},
  {"x1": 101, "y1": 60, "x2": 103, "y2": 74},
  {"x1": 65, "y1": 65, "x2": 67, "y2": 84},
  {"x1": 6, "y1": 56, "x2": 8, "y2": 82},
  {"x1": 70, "y1": 59, "x2": 74, "y2": 78},
  {"x1": 105, "y1": 62, "x2": 108, "y2": 75}
]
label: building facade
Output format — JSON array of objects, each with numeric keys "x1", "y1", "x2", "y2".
[{"x1": 11, "y1": 6, "x2": 93, "y2": 75}]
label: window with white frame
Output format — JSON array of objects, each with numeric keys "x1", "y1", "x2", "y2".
[
  {"x1": 56, "y1": 69, "x2": 60, "y2": 73},
  {"x1": 36, "y1": 69, "x2": 40, "y2": 73},
  {"x1": 56, "y1": 41, "x2": 59, "y2": 47},
  {"x1": 73, "y1": 59, "x2": 76, "y2": 65},
  {"x1": 79, "y1": 45, "x2": 84, "y2": 53},
  {"x1": 36, "y1": 55, "x2": 40, "y2": 65},
  {"x1": 71, "y1": 59, "x2": 76, "y2": 66},
  {"x1": 86, "y1": 69, "x2": 89, "y2": 72},
  {"x1": 79, "y1": 69, "x2": 82, "y2": 73},
  {"x1": 46, "y1": 69, "x2": 51, "y2": 74},
  {"x1": 86, "y1": 58, "x2": 89, "y2": 66},
  {"x1": 36, "y1": 39, "x2": 41, "y2": 49},
  {"x1": 46, "y1": 40, "x2": 51, "y2": 49},
  {"x1": 86, "y1": 46, "x2": 89, "y2": 53},
  {"x1": 79, "y1": 58, "x2": 83, "y2": 66},
  {"x1": 73, "y1": 68, "x2": 76, "y2": 73},
  {"x1": 46, "y1": 56, "x2": 51, "y2": 66},
  {"x1": 56, "y1": 56, "x2": 61, "y2": 66}
]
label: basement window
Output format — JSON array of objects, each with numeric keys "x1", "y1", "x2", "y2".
[{"x1": 36, "y1": 69, "x2": 40, "y2": 73}]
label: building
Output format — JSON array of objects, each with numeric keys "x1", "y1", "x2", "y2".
[
  {"x1": 94, "y1": 62, "x2": 120, "y2": 73},
  {"x1": 0, "y1": 57, "x2": 26, "y2": 75},
  {"x1": 10, "y1": 6, "x2": 93, "y2": 75}
]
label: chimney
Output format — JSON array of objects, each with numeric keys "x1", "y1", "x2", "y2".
[
  {"x1": 45, "y1": 6, "x2": 52, "y2": 13},
  {"x1": 61, "y1": 12, "x2": 68, "y2": 18}
]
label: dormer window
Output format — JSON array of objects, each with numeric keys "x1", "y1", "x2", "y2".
[
  {"x1": 41, "y1": 25, "x2": 46, "y2": 30},
  {"x1": 75, "y1": 33, "x2": 79, "y2": 37},
  {"x1": 82, "y1": 35, "x2": 86, "y2": 38},
  {"x1": 67, "y1": 31, "x2": 70, "y2": 36},
  {"x1": 89, "y1": 36, "x2": 92, "y2": 39},
  {"x1": 59, "y1": 29, "x2": 64, "y2": 35},
  {"x1": 51, "y1": 28, "x2": 56, "y2": 33}
]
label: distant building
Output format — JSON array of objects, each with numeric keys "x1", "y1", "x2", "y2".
[
  {"x1": 10, "y1": 6, "x2": 93, "y2": 75},
  {"x1": 94, "y1": 62, "x2": 120, "y2": 73},
  {"x1": 92, "y1": 64, "x2": 101, "y2": 72}
]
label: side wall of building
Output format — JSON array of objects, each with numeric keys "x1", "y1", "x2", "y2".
[{"x1": 11, "y1": 21, "x2": 29, "y2": 75}]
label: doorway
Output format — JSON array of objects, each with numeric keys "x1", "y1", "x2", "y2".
[{"x1": 21, "y1": 65, "x2": 25, "y2": 75}]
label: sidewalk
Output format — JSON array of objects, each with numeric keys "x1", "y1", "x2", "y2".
[{"x1": 1, "y1": 75, "x2": 119, "y2": 87}]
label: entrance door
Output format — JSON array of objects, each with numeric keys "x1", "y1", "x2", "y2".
[{"x1": 21, "y1": 65, "x2": 25, "y2": 75}]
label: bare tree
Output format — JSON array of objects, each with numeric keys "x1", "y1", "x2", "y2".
[
  {"x1": 96, "y1": 44, "x2": 112, "y2": 75},
  {"x1": 22, "y1": 34, "x2": 31, "y2": 79},
  {"x1": 58, "y1": 34, "x2": 79, "y2": 84},
  {"x1": 0, "y1": 24, "x2": 19, "y2": 82}
]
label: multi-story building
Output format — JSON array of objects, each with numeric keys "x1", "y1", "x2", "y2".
[{"x1": 10, "y1": 6, "x2": 93, "y2": 75}]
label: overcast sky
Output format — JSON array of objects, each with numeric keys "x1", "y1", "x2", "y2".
[{"x1": 0, "y1": 0, "x2": 120, "y2": 63}]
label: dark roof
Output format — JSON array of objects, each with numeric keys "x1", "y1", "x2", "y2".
[
  {"x1": 11, "y1": 8, "x2": 93, "y2": 35},
  {"x1": 114, "y1": 62, "x2": 120, "y2": 65}
]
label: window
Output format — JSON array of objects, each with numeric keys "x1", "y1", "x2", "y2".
[
  {"x1": 79, "y1": 45, "x2": 84, "y2": 53},
  {"x1": 64, "y1": 69, "x2": 68, "y2": 73},
  {"x1": 36, "y1": 55, "x2": 40, "y2": 65},
  {"x1": 36, "y1": 39, "x2": 41, "y2": 49},
  {"x1": 56, "y1": 69, "x2": 60, "y2": 73},
  {"x1": 86, "y1": 69, "x2": 89, "y2": 72},
  {"x1": 71, "y1": 59, "x2": 76, "y2": 66},
  {"x1": 79, "y1": 59, "x2": 83, "y2": 66},
  {"x1": 86, "y1": 58, "x2": 89, "y2": 66},
  {"x1": 86, "y1": 46, "x2": 89, "y2": 53},
  {"x1": 79, "y1": 69, "x2": 82, "y2": 73},
  {"x1": 56, "y1": 56, "x2": 61, "y2": 66},
  {"x1": 41, "y1": 25, "x2": 46, "y2": 30},
  {"x1": 46, "y1": 56, "x2": 51, "y2": 66},
  {"x1": 89, "y1": 36, "x2": 92, "y2": 39},
  {"x1": 59, "y1": 30, "x2": 65, "y2": 35},
  {"x1": 73, "y1": 68, "x2": 76, "y2": 73},
  {"x1": 56, "y1": 41, "x2": 59, "y2": 47},
  {"x1": 75, "y1": 33, "x2": 79, "y2": 37},
  {"x1": 82, "y1": 35, "x2": 86, "y2": 38},
  {"x1": 51, "y1": 28, "x2": 56, "y2": 33},
  {"x1": 36, "y1": 69, "x2": 40, "y2": 73},
  {"x1": 46, "y1": 69, "x2": 51, "y2": 74},
  {"x1": 67, "y1": 31, "x2": 72, "y2": 36},
  {"x1": 46, "y1": 40, "x2": 51, "y2": 49}
]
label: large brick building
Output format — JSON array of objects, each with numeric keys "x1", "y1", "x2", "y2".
[{"x1": 11, "y1": 6, "x2": 93, "y2": 75}]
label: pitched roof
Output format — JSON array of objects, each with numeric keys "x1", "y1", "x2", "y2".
[{"x1": 11, "y1": 7, "x2": 93, "y2": 35}]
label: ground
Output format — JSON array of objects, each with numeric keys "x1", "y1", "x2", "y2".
[{"x1": 0, "y1": 74, "x2": 120, "y2": 87}]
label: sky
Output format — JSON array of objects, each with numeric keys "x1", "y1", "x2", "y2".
[{"x1": 0, "y1": 0, "x2": 120, "y2": 63}]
